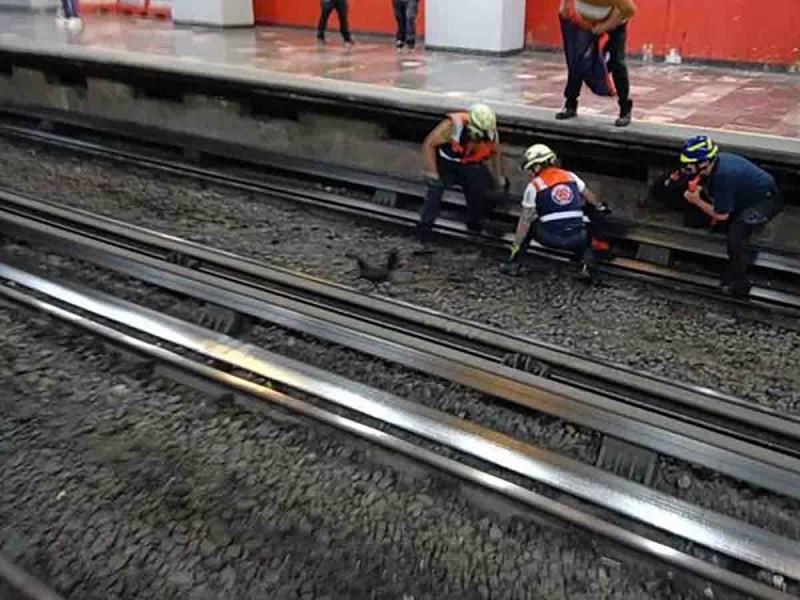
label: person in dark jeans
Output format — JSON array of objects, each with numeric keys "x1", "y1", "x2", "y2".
[
  {"x1": 393, "y1": 0, "x2": 419, "y2": 49},
  {"x1": 57, "y1": 0, "x2": 83, "y2": 30},
  {"x1": 317, "y1": 0, "x2": 353, "y2": 45},
  {"x1": 557, "y1": 0, "x2": 636, "y2": 127},
  {"x1": 680, "y1": 135, "x2": 784, "y2": 297},
  {"x1": 418, "y1": 104, "x2": 507, "y2": 242}
]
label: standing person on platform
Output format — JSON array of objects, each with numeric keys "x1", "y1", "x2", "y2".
[
  {"x1": 393, "y1": 0, "x2": 419, "y2": 49},
  {"x1": 556, "y1": 0, "x2": 636, "y2": 127},
  {"x1": 417, "y1": 104, "x2": 507, "y2": 242},
  {"x1": 56, "y1": 0, "x2": 83, "y2": 31},
  {"x1": 317, "y1": 0, "x2": 354, "y2": 47},
  {"x1": 679, "y1": 135, "x2": 784, "y2": 297}
]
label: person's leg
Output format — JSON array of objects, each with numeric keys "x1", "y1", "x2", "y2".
[
  {"x1": 405, "y1": 0, "x2": 419, "y2": 46},
  {"x1": 724, "y1": 192, "x2": 784, "y2": 294},
  {"x1": 460, "y1": 164, "x2": 493, "y2": 233},
  {"x1": 336, "y1": 0, "x2": 353, "y2": 43},
  {"x1": 393, "y1": 0, "x2": 406, "y2": 45},
  {"x1": 557, "y1": 71, "x2": 582, "y2": 119},
  {"x1": 607, "y1": 24, "x2": 632, "y2": 126},
  {"x1": 417, "y1": 159, "x2": 456, "y2": 241},
  {"x1": 317, "y1": 0, "x2": 334, "y2": 41},
  {"x1": 725, "y1": 216, "x2": 754, "y2": 293}
]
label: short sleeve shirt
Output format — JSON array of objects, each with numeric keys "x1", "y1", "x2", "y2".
[{"x1": 708, "y1": 153, "x2": 777, "y2": 215}]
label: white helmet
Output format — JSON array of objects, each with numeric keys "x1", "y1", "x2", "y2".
[
  {"x1": 521, "y1": 144, "x2": 557, "y2": 172},
  {"x1": 467, "y1": 103, "x2": 497, "y2": 140}
]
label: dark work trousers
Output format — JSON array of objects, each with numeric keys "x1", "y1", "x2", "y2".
[
  {"x1": 516, "y1": 221, "x2": 593, "y2": 264},
  {"x1": 418, "y1": 157, "x2": 494, "y2": 240},
  {"x1": 393, "y1": 0, "x2": 419, "y2": 44},
  {"x1": 725, "y1": 190, "x2": 784, "y2": 291},
  {"x1": 564, "y1": 23, "x2": 630, "y2": 111},
  {"x1": 318, "y1": 0, "x2": 352, "y2": 42},
  {"x1": 61, "y1": 0, "x2": 79, "y2": 18}
]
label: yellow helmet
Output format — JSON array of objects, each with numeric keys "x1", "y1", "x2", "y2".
[
  {"x1": 467, "y1": 103, "x2": 497, "y2": 140},
  {"x1": 522, "y1": 144, "x2": 557, "y2": 171}
]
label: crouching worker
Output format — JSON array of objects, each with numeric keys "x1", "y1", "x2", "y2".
[
  {"x1": 679, "y1": 135, "x2": 784, "y2": 297},
  {"x1": 500, "y1": 144, "x2": 609, "y2": 280},
  {"x1": 417, "y1": 103, "x2": 507, "y2": 242}
]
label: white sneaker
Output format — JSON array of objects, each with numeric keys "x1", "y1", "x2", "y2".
[
  {"x1": 55, "y1": 16, "x2": 68, "y2": 29},
  {"x1": 66, "y1": 18, "x2": 84, "y2": 32}
]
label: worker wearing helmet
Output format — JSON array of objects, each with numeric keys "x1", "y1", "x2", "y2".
[
  {"x1": 680, "y1": 135, "x2": 784, "y2": 297},
  {"x1": 500, "y1": 144, "x2": 609, "y2": 278},
  {"x1": 417, "y1": 103, "x2": 507, "y2": 241}
]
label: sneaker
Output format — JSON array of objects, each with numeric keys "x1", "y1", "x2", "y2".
[
  {"x1": 395, "y1": 39, "x2": 405, "y2": 49},
  {"x1": 406, "y1": 40, "x2": 416, "y2": 50},
  {"x1": 316, "y1": 34, "x2": 326, "y2": 45},
  {"x1": 66, "y1": 18, "x2": 83, "y2": 32},
  {"x1": 615, "y1": 100, "x2": 633, "y2": 127},
  {"x1": 344, "y1": 40, "x2": 354, "y2": 52},
  {"x1": 55, "y1": 15, "x2": 68, "y2": 28},
  {"x1": 556, "y1": 107, "x2": 578, "y2": 120}
]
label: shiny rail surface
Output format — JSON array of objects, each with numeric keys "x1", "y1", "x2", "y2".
[
  {"x1": 1, "y1": 189, "x2": 800, "y2": 502},
  {"x1": 0, "y1": 123, "x2": 799, "y2": 311},
  {"x1": 0, "y1": 264, "x2": 797, "y2": 600},
  {"x1": 0, "y1": 551, "x2": 64, "y2": 600}
]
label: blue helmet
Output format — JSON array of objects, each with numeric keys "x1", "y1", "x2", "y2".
[{"x1": 680, "y1": 135, "x2": 719, "y2": 164}]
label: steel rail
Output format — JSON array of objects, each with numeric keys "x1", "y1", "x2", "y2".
[
  {"x1": 1, "y1": 123, "x2": 798, "y2": 309},
  {"x1": 0, "y1": 552, "x2": 65, "y2": 600},
  {"x1": 1, "y1": 188, "x2": 799, "y2": 446},
  {"x1": 2, "y1": 204, "x2": 800, "y2": 505},
  {"x1": 0, "y1": 265, "x2": 798, "y2": 598}
]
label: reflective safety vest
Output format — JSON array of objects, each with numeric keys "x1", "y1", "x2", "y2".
[
  {"x1": 438, "y1": 113, "x2": 497, "y2": 165},
  {"x1": 529, "y1": 167, "x2": 588, "y2": 233}
]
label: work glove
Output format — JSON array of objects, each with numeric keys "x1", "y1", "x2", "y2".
[
  {"x1": 425, "y1": 171, "x2": 444, "y2": 188},
  {"x1": 594, "y1": 202, "x2": 612, "y2": 215}
]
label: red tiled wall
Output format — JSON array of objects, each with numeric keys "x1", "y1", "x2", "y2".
[
  {"x1": 526, "y1": 0, "x2": 800, "y2": 65},
  {"x1": 254, "y1": 0, "x2": 800, "y2": 65}
]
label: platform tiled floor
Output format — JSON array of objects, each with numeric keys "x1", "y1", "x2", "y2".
[{"x1": 1, "y1": 12, "x2": 799, "y2": 139}]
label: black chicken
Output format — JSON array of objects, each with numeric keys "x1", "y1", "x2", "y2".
[{"x1": 346, "y1": 248, "x2": 400, "y2": 283}]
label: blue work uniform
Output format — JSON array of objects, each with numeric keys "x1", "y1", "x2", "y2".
[
  {"x1": 519, "y1": 167, "x2": 592, "y2": 260},
  {"x1": 707, "y1": 153, "x2": 783, "y2": 292}
]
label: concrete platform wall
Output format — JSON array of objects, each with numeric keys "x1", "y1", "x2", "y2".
[{"x1": 1, "y1": 63, "x2": 796, "y2": 250}]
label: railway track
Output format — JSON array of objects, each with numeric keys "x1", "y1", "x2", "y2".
[
  {"x1": 1, "y1": 188, "x2": 800, "y2": 597},
  {"x1": 0, "y1": 254, "x2": 798, "y2": 600},
  {"x1": 0, "y1": 121, "x2": 799, "y2": 312}
]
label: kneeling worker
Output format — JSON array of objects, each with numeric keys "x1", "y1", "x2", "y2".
[
  {"x1": 417, "y1": 103, "x2": 507, "y2": 241},
  {"x1": 501, "y1": 144, "x2": 609, "y2": 278},
  {"x1": 680, "y1": 135, "x2": 784, "y2": 297}
]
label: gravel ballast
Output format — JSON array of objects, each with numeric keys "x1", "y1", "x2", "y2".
[
  {"x1": 0, "y1": 137, "x2": 797, "y2": 416},
  {"x1": 0, "y1": 302, "x2": 708, "y2": 600}
]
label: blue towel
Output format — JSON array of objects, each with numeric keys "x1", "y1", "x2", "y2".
[{"x1": 560, "y1": 16, "x2": 616, "y2": 97}]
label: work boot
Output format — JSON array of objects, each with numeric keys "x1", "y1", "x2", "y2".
[
  {"x1": 575, "y1": 262, "x2": 598, "y2": 283},
  {"x1": 499, "y1": 261, "x2": 522, "y2": 277},
  {"x1": 720, "y1": 281, "x2": 752, "y2": 298},
  {"x1": 556, "y1": 106, "x2": 578, "y2": 120},
  {"x1": 615, "y1": 100, "x2": 633, "y2": 127}
]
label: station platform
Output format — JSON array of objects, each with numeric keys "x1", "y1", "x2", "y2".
[{"x1": 0, "y1": 11, "x2": 797, "y2": 157}]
